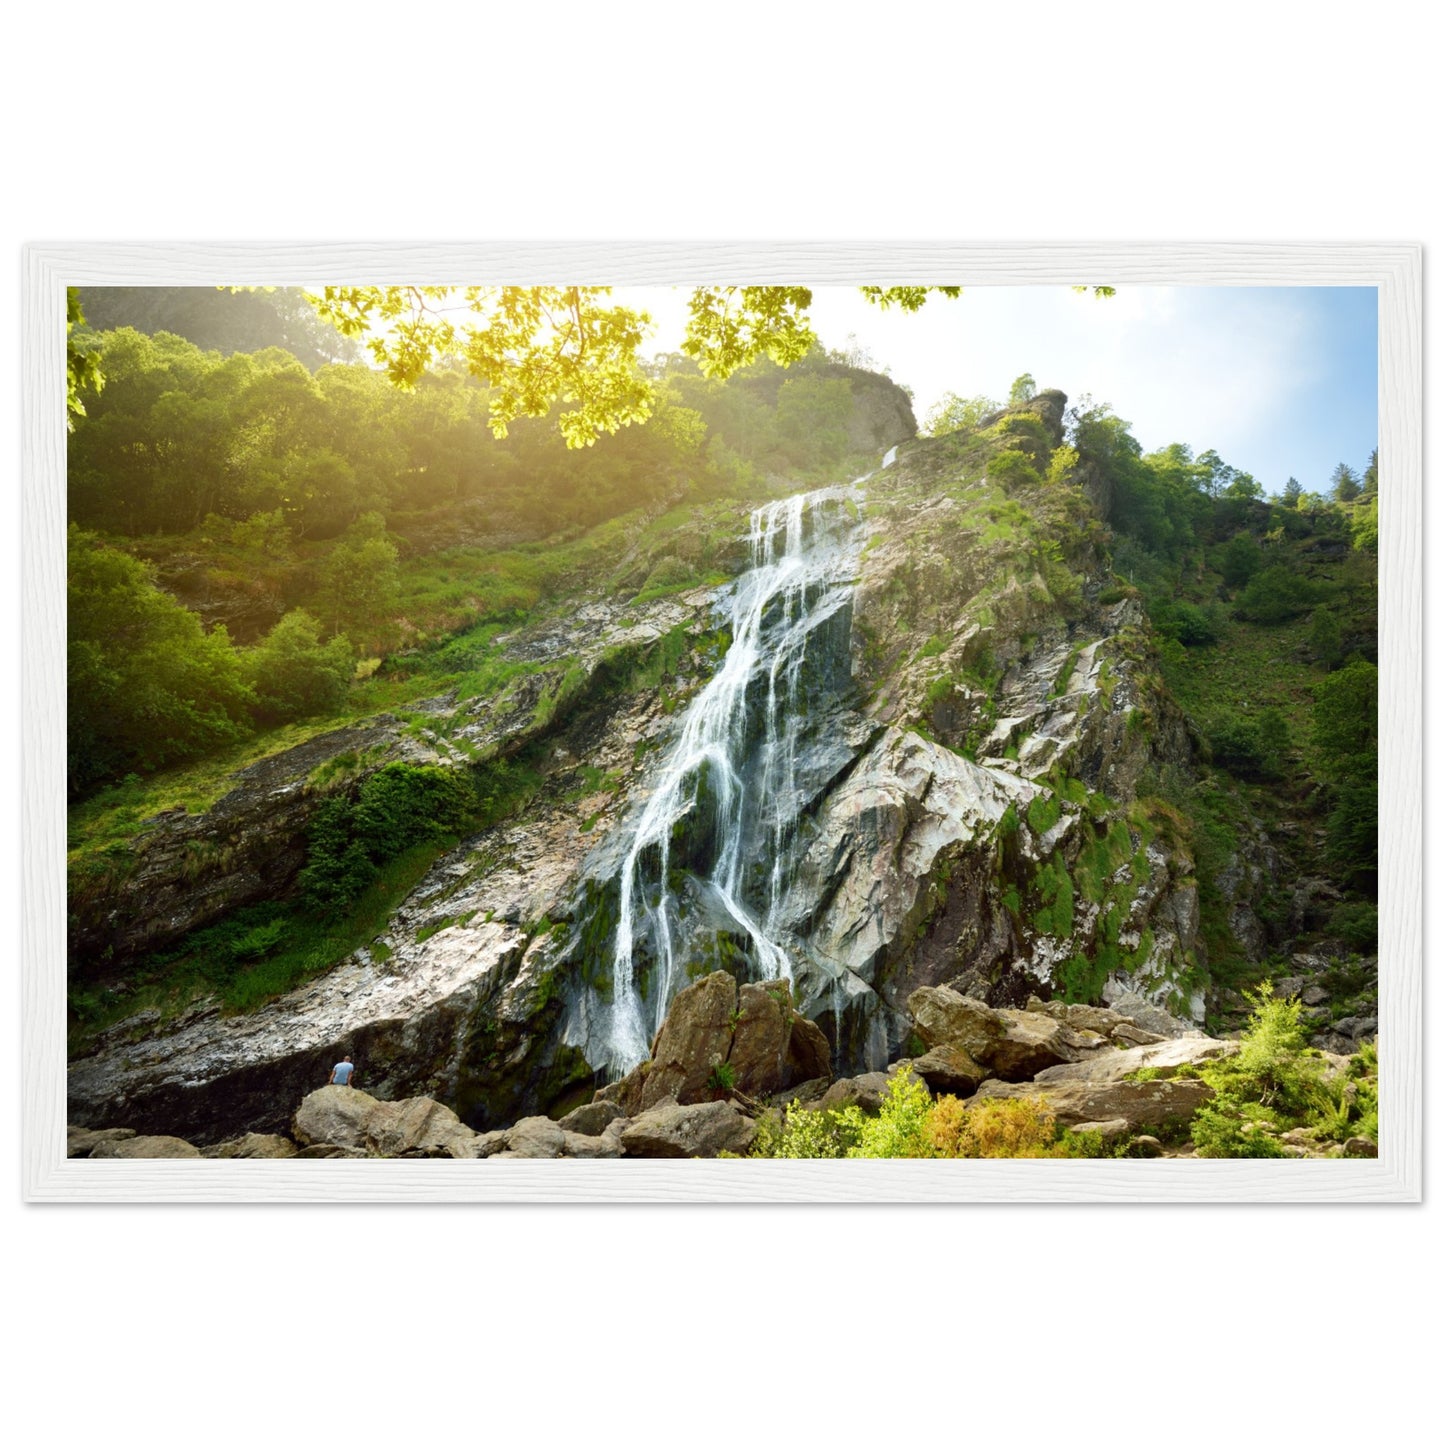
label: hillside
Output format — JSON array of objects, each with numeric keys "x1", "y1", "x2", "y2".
[{"x1": 65, "y1": 333, "x2": 1378, "y2": 1161}]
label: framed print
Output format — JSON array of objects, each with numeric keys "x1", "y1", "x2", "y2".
[{"x1": 22, "y1": 241, "x2": 1421, "y2": 1201}]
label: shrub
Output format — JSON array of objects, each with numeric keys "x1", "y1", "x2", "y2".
[
  {"x1": 1330, "y1": 902, "x2": 1378, "y2": 952},
  {"x1": 1149, "y1": 598, "x2": 1220, "y2": 647},
  {"x1": 299, "y1": 762, "x2": 474, "y2": 913},
  {"x1": 1191, "y1": 983, "x2": 1337, "y2": 1156},
  {"x1": 1217, "y1": 533, "x2": 1263, "y2": 589},
  {"x1": 1234, "y1": 564, "x2": 1327, "y2": 624},
  {"x1": 849, "y1": 1069, "x2": 935, "y2": 1158},
  {"x1": 750, "y1": 1100, "x2": 865, "y2": 1159},
  {"x1": 1208, "y1": 711, "x2": 1288, "y2": 781},
  {"x1": 987, "y1": 449, "x2": 1042, "y2": 488},
  {"x1": 926, "y1": 1095, "x2": 1060, "y2": 1158},
  {"x1": 246, "y1": 609, "x2": 355, "y2": 725}
]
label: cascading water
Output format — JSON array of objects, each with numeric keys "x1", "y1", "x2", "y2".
[{"x1": 598, "y1": 481, "x2": 868, "y2": 1076}]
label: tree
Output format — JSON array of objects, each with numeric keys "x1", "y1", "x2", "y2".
[
  {"x1": 1330, "y1": 462, "x2": 1361, "y2": 503},
  {"x1": 245, "y1": 609, "x2": 355, "y2": 725},
  {"x1": 1281, "y1": 476, "x2": 1303, "y2": 509},
  {"x1": 922, "y1": 392, "x2": 999, "y2": 436},
  {"x1": 1361, "y1": 448, "x2": 1378, "y2": 495},
  {"x1": 318, "y1": 511, "x2": 399, "y2": 643},
  {"x1": 67, "y1": 527, "x2": 254, "y2": 794},
  {"x1": 1008, "y1": 372, "x2": 1037, "y2": 404},
  {"x1": 302, "y1": 284, "x2": 1114, "y2": 449},
  {"x1": 66, "y1": 288, "x2": 104, "y2": 428}
]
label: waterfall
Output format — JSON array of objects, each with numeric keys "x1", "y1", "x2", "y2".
[{"x1": 601, "y1": 482, "x2": 867, "y2": 1075}]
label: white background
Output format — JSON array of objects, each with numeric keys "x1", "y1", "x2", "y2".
[{"x1": 4, "y1": 3, "x2": 1437, "y2": 1439}]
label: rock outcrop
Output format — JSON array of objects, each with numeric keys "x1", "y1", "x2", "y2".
[{"x1": 599, "y1": 972, "x2": 834, "y2": 1118}]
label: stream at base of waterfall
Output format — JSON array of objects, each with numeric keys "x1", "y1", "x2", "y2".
[{"x1": 572, "y1": 467, "x2": 887, "y2": 1077}]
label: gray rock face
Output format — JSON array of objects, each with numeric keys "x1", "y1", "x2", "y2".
[{"x1": 620, "y1": 1100, "x2": 757, "y2": 1158}]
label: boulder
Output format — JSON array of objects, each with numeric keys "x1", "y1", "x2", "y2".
[
  {"x1": 367, "y1": 1097, "x2": 477, "y2": 1158},
  {"x1": 204, "y1": 1133, "x2": 298, "y2": 1159},
  {"x1": 593, "y1": 1065, "x2": 647, "y2": 1118},
  {"x1": 773, "y1": 1077, "x2": 833, "y2": 1108},
  {"x1": 909, "y1": 986, "x2": 1084, "y2": 1080},
  {"x1": 910, "y1": 1045, "x2": 987, "y2": 1097},
  {"x1": 1070, "y1": 1118, "x2": 1130, "y2": 1144},
  {"x1": 295, "y1": 1143, "x2": 369, "y2": 1158},
  {"x1": 727, "y1": 981, "x2": 795, "y2": 1097},
  {"x1": 89, "y1": 1135, "x2": 203, "y2": 1159},
  {"x1": 67, "y1": 1126, "x2": 137, "y2": 1158},
  {"x1": 812, "y1": 1072, "x2": 898, "y2": 1115},
  {"x1": 784, "y1": 1014, "x2": 834, "y2": 1089},
  {"x1": 557, "y1": 1100, "x2": 626, "y2": 1136},
  {"x1": 293, "y1": 1086, "x2": 476, "y2": 1158},
  {"x1": 1344, "y1": 1137, "x2": 1378, "y2": 1158},
  {"x1": 561, "y1": 1129, "x2": 623, "y2": 1159},
  {"x1": 1032, "y1": 1036, "x2": 1236, "y2": 1086},
  {"x1": 910, "y1": 986, "x2": 1006, "y2": 1058},
  {"x1": 620, "y1": 1100, "x2": 757, "y2": 1158},
  {"x1": 470, "y1": 1131, "x2": 512, "y2": 1159},
  {"x1": 1126, "y1": 1135, "x2": 1165, "y2": 1158},
  {"x1": 1100, "y1": 990, "x2": 1192, "y2": 1039},
  {"x1": 293, "y1": 1085, "x2": 384, "y2": 1150},
  {"x1": 639, "y1": 971, "x2": 737, "y2": 1111},
  {"x1": 1110, "y1": 1022, "x2": 1169, "y2": 1047},
  {"x1": 973, "y1": 1077, "x2": 1213, "y2": 1131},
  {"x1": 502, "y1": 1116, "x2": 568, "y2": 1159},
  {"x1": 1301, "y1": 985, "x2": 1330, "y2": 1007}
]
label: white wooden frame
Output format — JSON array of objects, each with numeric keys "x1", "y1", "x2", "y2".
[{"x1": 22, "y1": 242, "x2": 1422, "y2": 1203}]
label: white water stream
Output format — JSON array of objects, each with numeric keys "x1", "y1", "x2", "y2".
[{"x1": 603, "y1": 474, "x2": 880, "y2": 1075}]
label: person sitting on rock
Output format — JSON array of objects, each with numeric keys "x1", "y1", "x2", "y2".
[{"x1": 329, "y1": 1055, "x2": 355, "y2": 1087}]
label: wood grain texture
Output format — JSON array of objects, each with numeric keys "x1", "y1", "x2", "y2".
[{"x1": 23, "y1": 241, "x2": 1423, "y2": 1204}]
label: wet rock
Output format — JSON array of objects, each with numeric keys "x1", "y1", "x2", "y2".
[{"x1": 620, "y1": 1100, "x2": 757, "y2": 1158}]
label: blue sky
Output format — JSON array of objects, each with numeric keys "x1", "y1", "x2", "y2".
[{"x1": 627, "y1": 285, "x2": 1378, "y2": 498}]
